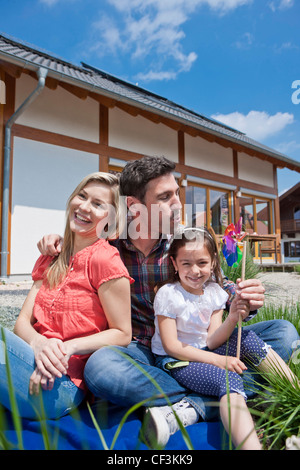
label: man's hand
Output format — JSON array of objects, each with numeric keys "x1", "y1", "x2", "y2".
[
  {"x1": 37, "y1": 234, "x2": 63, "y2": 256},
  {"x1": 236, "y1": 278, "x2": 265, "y2": 311},
  {"x1": 29, "y1": 368, "x2": 55, "y2": 395},
  {"x1": 229, "y1": 293, "x2": 250, "y2": 324}
]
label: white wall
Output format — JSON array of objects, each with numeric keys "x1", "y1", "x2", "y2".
[
  {"x1": 185, "y1": 134, "x2": 234, "y2": 177},
  {"x1": 109, "y1": 107, "x2": 178, "y2": 162},
  {"x1": 238, "y1": 152, "x2": 274, "y2": 187},
  {"x1": 15, "y1": 74, "x2": 99, "y2": 142},
  {"x1": 10, "y1": 138, "x2": 99, "y2": 275}
]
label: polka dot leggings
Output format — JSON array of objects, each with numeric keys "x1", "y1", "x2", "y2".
[{"x1": 170, "y1": 329, "x2": 270, "y2": 401}]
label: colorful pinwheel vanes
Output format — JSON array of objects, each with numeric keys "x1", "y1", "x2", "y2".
[{"x1": 222, "y1": 217, "x2": 248, "y2": 267}]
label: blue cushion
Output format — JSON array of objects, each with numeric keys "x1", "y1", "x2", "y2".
[{"x1": 2, "y1": 402, "x2": 227, "y2": 450}]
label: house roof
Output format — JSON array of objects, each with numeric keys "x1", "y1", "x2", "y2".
[
  {"x1": 279, "y1": 181, "x2": 300, "y2": 202},
  {"x1": 1, "y1": 32, "x2": 300, "y2": 173}
]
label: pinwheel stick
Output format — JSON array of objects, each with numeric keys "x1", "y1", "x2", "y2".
[{"x1": 236, "y1": 240, "x2": 247, "y2": 359}]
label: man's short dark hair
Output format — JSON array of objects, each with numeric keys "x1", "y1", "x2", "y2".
[{"x1": 120, "y1": 155, "x2": 176, "y2": 202}]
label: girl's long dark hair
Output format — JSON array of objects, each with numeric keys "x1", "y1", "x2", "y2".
[{"x1": 167, "y1": 226, "x2": 223, "y2": 287}]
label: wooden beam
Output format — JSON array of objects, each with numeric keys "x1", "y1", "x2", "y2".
[
  {"x1": 100, "y1": 104, "x2": 109, "y2": 146},
  {"x1": 99, "y1": 103, "x2": 109, "y2": 171},
  {"x1": 25, "y1": 69, "x2": 59, "y2": 91},
  {"x1": 178, "y1": 130, "x2": 185, "y2": 165},
  {"x1": 0, "y1": 60, "x2": 23, "y2": 79},
  {"x1": 175, "y1": 161, "x2": 277, "y2": 196},
  {"x1": 59, "y1": 82, "x2": 89, "y2": 100},
  {"x1": 89, "y1": 92, "x2": 116, "y2": 108},
  {"x1": 116, "y1": 101, "x2": 140, "y2": 117},
  {"x1": 12, "y1": 123, "x2": 143, "y2": 162},
  {"x1": 233, "y1": 150, "x2": 238, "y2": 179}
]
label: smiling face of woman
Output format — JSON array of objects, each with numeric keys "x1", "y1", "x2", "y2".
[{"x1": 69, "y1": 181, "x2": 113, "y2": 249}]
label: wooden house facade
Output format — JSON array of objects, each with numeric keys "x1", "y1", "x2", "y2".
[
  {"x1": 280, "y1": 182, "x2": 300, "y2": 262},
  {"x1": 1, "y1": 34, "x2": 300, "y2": 277}
]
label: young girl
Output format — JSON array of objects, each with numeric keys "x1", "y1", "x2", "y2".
[
  {"x1": 0, "y1": 172, "x2": 133, "y2": 420},
  {"x1": 152, "y1": 227, "x2": 297, "y2": 450}
]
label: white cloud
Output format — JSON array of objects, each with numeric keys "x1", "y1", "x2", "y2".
[
  {"x1": 275, "y1": 140, "x2": 300, "y2": 155},
  {"x1": 136, "y1": 70, "x2": 178, "y2": 82},
  {"x1": 211, "y1": 110, "x2": 294, "y2": 141},
  {"x1": 39, "y1": 0, "x2": 60, "y2": 5},
  {"x1": 87, "y1": 0, "x2": 252, "y2": 81},
  {"x1": 39, "y1": 0, "x2": 79, "y2": 5},
  {"x1": 274, "y1": 42, "x2": 299, "y2": 53},
  {"x1": 268, "y1": 0, "x2": 294, "y2": 12},
  {"x1": 234, "y1": 32, "x2": 254, "y2": 49}
]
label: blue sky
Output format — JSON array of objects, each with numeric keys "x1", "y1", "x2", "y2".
[{"x1": 1, "y1": 0, "x2": 300, "y2": 195}]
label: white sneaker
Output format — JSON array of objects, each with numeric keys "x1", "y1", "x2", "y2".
[{"x1": 142, "y1": 399, "x2": 199, "y2": 448}]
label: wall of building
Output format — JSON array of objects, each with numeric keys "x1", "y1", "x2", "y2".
[
  {"x1": 238, "y1": 152, "x2": 274, "y2": 187},
  {"x1": 0, "y1": 70, "x2": 282, "y2": 276},
  {"x1": 11, "y1": 138, "x2": 99, "y2": 274},
  {"x1": 109, "y1": 107, "x2": 178, "y2": 162},
  {"x1": 185, "y1": 134, "x2": 234, "y2": 177},
  {"x1": 15, "y1": 74, "x2": 99, "y2": 142}
]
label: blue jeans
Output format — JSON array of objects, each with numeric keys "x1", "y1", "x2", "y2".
[
  {"x1": 84, "y1": 320, "x2": 299, "y2": 421},
  {"x1": 0, "y1": 328, "x2": 85, "y2": 420}
]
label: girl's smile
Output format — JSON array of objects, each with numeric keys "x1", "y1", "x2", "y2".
[{"x1": 171, "y1": 242, "x2": 213, "y2": 295}]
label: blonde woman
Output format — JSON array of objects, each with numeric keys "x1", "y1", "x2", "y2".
[{"x1": 0, "y1": 172, "x2": 133, "y2": 419}]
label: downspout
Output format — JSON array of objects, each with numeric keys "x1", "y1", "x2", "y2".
[{"x1": 1, "y1": 67, "x2": 48, "y2": 278}]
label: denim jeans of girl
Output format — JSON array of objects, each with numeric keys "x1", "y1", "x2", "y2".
[{"x1": 84, "y1": 319, "x2": 299, "y2": 421}]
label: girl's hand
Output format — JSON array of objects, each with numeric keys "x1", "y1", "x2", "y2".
[
  {"x1": 31, "y1": 337, "x2": 69, "y2": 380},
  {"x1": 228, "y1": 293, "x2": 250, "y2": 324},
  {"x1": 212, "y1": 354, "x2": 247, "y2": 374}
]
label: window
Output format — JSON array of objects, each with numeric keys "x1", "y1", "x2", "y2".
[
  {"x1": 185, "y1": 184, "x2": 231, "y2": 234},
  {"x1": 294, "y1": 207, "x2": 300, "y2": 220},
  {"x1": 238, "y1": 194, "x2": 272, "y2": 235},
  {"x1": 238, "y1": 196, "x2": 255, "y2": 233},
  {"x1": 210, "y1": 190, "x2": 229, "y2": 235},
  {"x1": 185, "y1": 185, "x2": 207, "y2": 227},
  {"x1": 238, "y1": 193, "x2": 274, "y2": 259},
  {"x1": 284, "y1": 241, "x2": 300, "y2": 258},
  {"x1": 256, "y1": 199, "x2": 271, "y2": 235}
]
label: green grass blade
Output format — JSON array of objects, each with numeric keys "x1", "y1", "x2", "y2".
[{"x1": 1, "y1": 327, "x2": 24, "y2": 450}]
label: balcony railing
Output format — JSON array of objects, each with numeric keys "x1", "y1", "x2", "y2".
[{"x1": 281, "y1": 219, "x2": 300, "y2": 233}]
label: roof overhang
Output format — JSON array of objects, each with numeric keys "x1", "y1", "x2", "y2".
[{"x1": 1, "y1": 35, "x2": 300, "y2": 174}]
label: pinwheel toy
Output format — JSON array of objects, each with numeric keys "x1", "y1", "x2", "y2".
[
  {"x1": 222, "y1": 217, "x2": 248, "y2": 358},
  {"x1": 222, "y1": 217, "x2": 247, "y2": 267}
]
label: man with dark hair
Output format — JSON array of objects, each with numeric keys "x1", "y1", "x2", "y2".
[
  {"x1": 38, "y1": 155, "x2": 299, "y2": 448},
  {"x1": 119, "y1": 155, "x2": 176, "y2": 202}
]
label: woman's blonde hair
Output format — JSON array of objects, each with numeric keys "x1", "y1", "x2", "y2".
[{"x1": 46, "y1": 172, "x2": 123, "y2": 289}]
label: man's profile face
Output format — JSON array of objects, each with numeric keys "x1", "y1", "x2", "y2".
[{"x1": 143, "y1": 173, "x2": 182, "y2": 236}]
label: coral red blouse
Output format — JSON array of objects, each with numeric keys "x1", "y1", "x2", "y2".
[{"x1": 31, "y1": 238, "x2": 133, "y2": 390}]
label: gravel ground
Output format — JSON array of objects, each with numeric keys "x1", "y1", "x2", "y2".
[
  {"x1": 256, "y1": 272, "x2": 300, "y2": 308},
  {"x1": 0, "y1": 280, "x2": 32, "y2": 330},
  {"x1": 0, "y1": 272, "x2": 299, "y2": 331}
]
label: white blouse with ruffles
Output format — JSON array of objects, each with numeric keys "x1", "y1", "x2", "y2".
[{"x1": 151, "y1": 281, "x2": 229, "y2": 356}]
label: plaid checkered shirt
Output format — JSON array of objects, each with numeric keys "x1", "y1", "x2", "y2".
[{"x1": 111, "y1": 236, "x2": 237, "y2": 349}]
